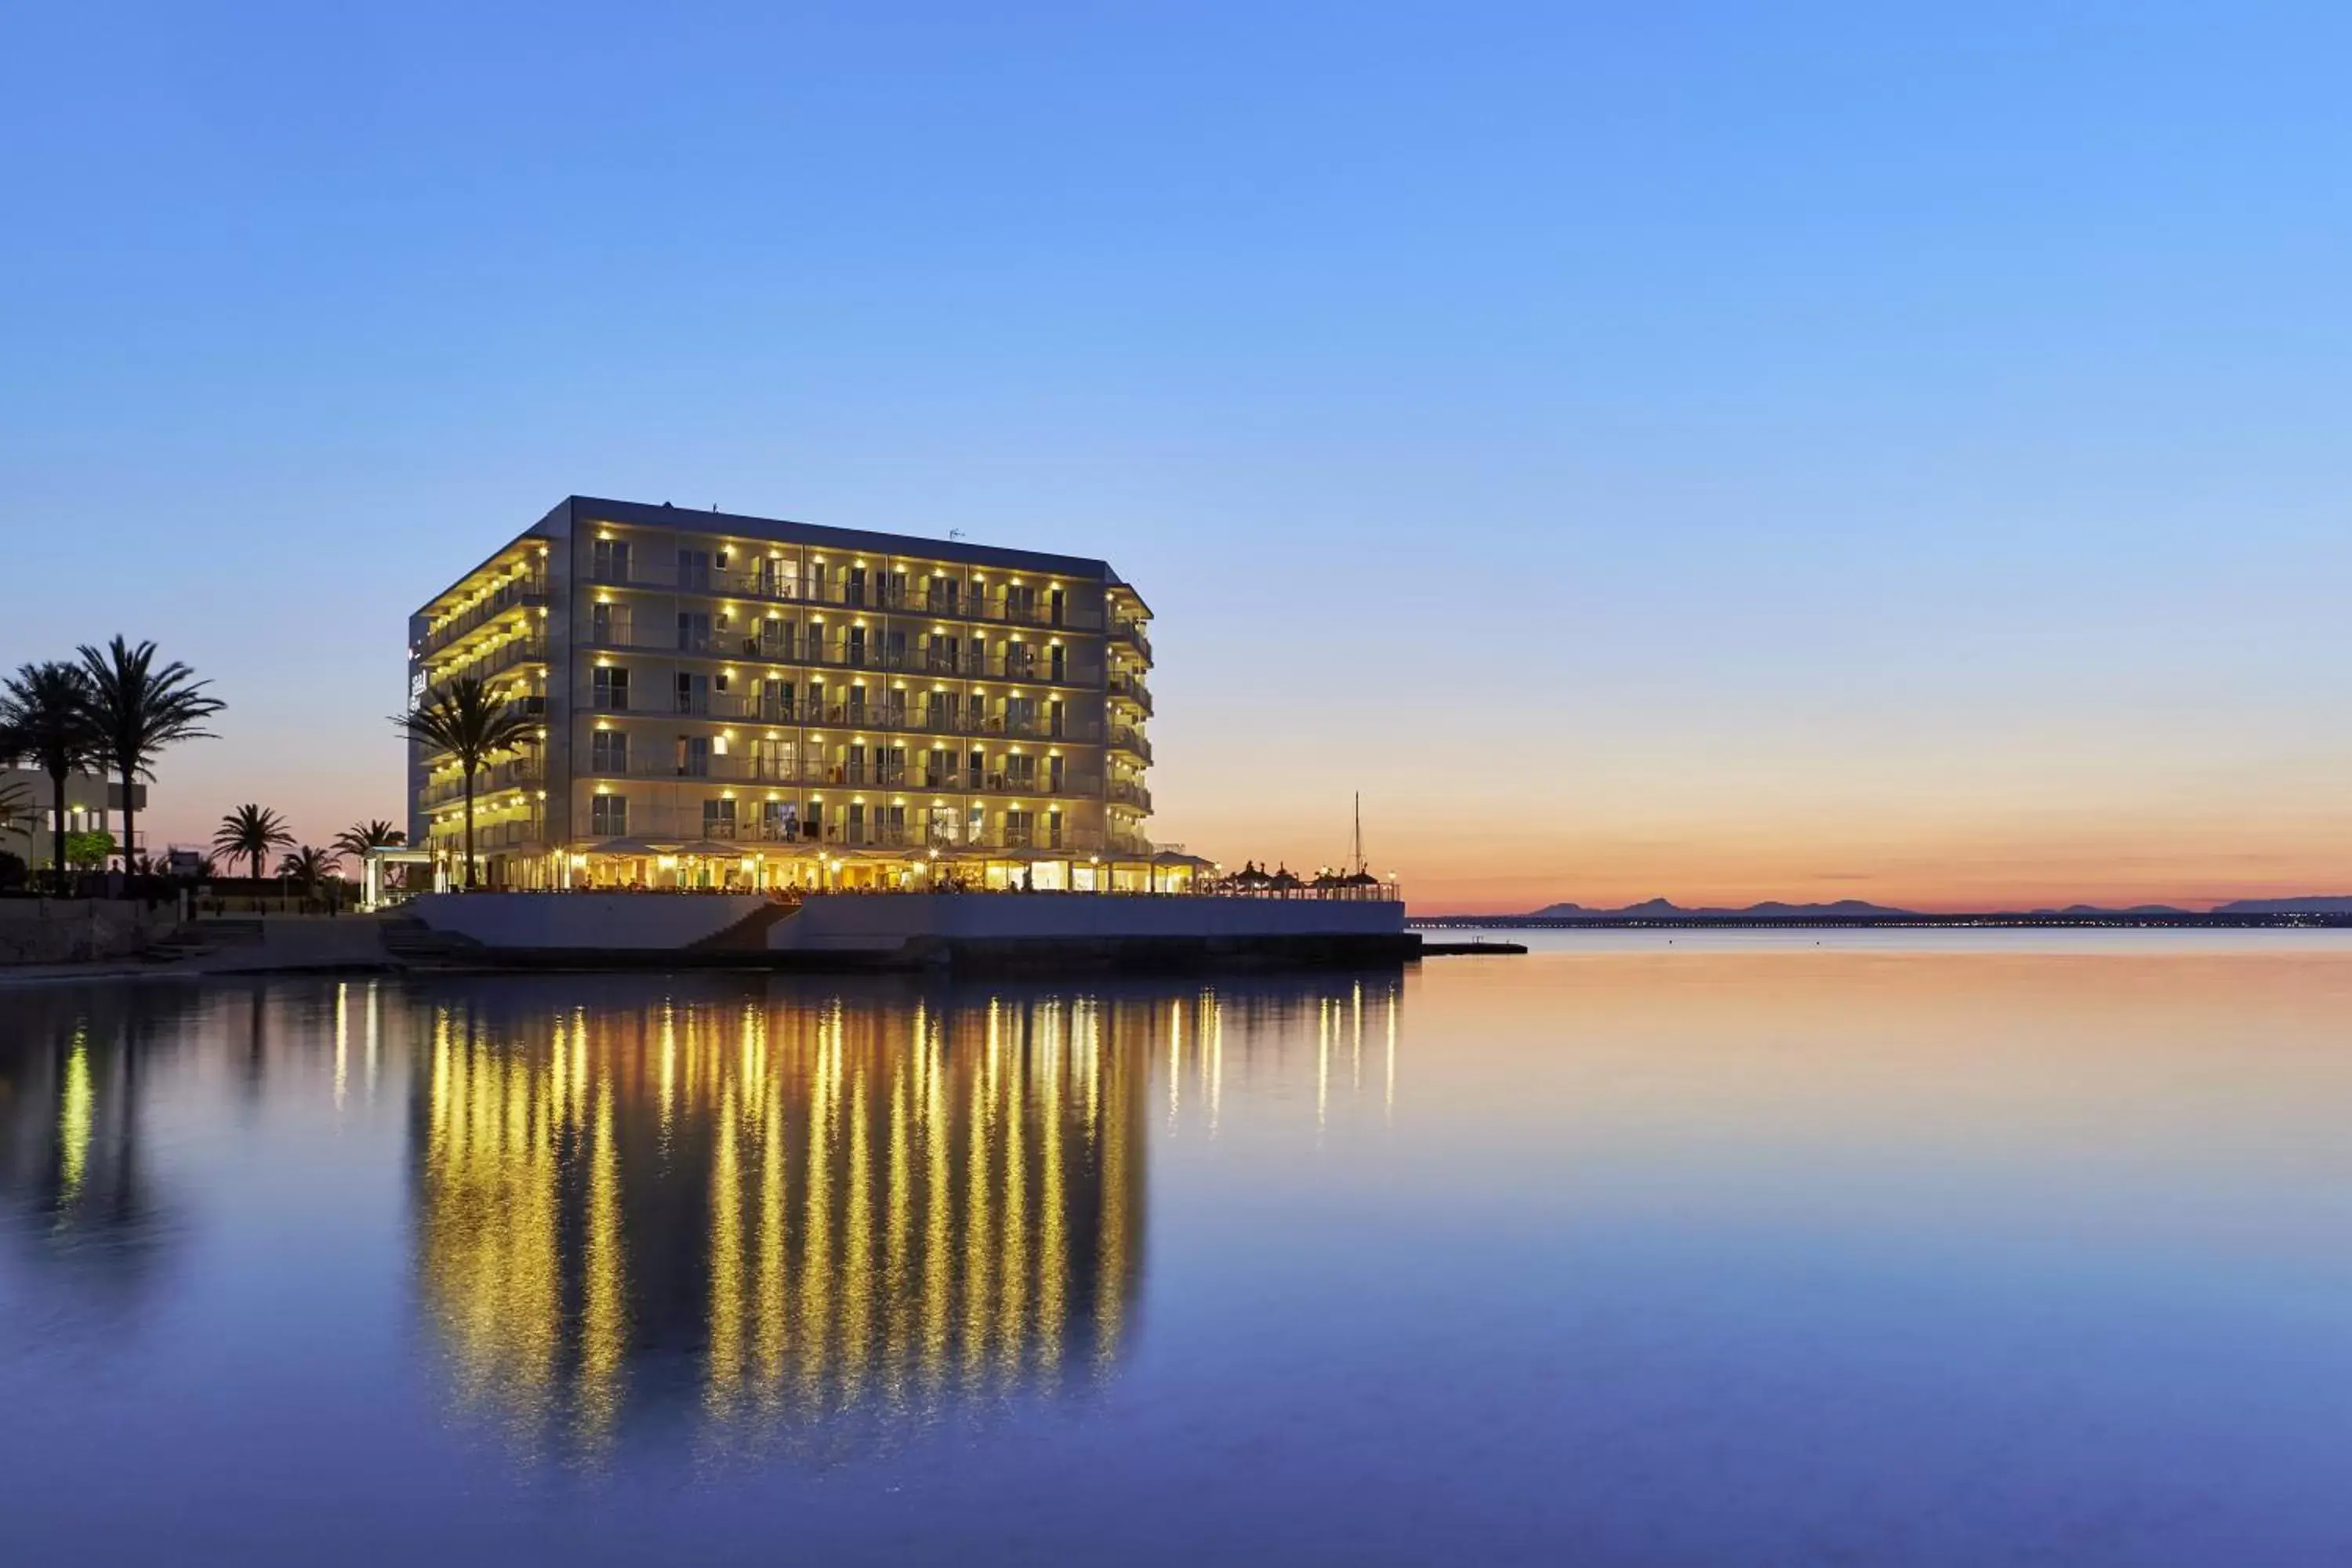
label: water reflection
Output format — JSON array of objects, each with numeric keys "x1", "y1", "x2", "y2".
[
  {"x1": 406, "y1": 974, "x2": 1403, "y2": 1456},
  {"x1": 0, "y1": 987, "x2": 189, "y2": 1305}
]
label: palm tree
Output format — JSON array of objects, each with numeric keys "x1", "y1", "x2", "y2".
[
  {"x1": 331, "y1": 818, "x2": 405, "y2": 871},
  {"x1": 277, "y1": 845, "x2": 334, "y2": 887},
  {"x1": 390, "y1": 675, "x2": 535, "y2": 890},
  {"x1": 0, "y1": 775, "x2": 34, "y2": 847},
  {"x1": 1, "y1": 662, "x2": 100, "y2": 891},
  {"x1": 78, "y1": 637, "x2": 224, "y2": 875},
  {"x1": 214, "y1": 804, "x2": 293, "y2": 882}
]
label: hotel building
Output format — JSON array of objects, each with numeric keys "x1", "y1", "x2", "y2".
[{"x1": 407, "y1": 496, "x2": 1164, "y2": 892}]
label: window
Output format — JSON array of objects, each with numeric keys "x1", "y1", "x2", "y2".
[
  {"x1": 927, "y1": 689, "x2": 960, "y2": 730},
  {"x1": 677, "y1": 612, "x2": 711, "y2": 652},
  {"x1": 846, "y1": 626, "x2": 866, "y2": 667},
  {"x1": 1048, "y1": 699, "x2": 1065, "y2": 739},
  {"x1": 761, "y1": 617, "x2": 791, "y2": 659},
  {"x1": 591, "y1": 539, "x2": 631, "y2": 583},
  {"x1": 704, "y1": 797, "x2": 737, "y2": 839},
  {"x1": 590, "y1": 793, "x2": 628, "y2": 836},
  {"x1": 927, "y1": 748, "x2": 953, "y2": 787},
  {"x1": 590, "y1": 731, "x2": 629, "y2": 775},
  {"x1": 1047, "y1": 809, "x2": 1063, "y2": 849},
  {"x1": 762, "y1": 679, "x2": 793, "y2": 721},
  {"x1": 967, "y1": 748, "x2": 985, "y2": 788},
  {"x1": 674, "y1": 673, "x2": 709, "y2": 714},
  {"x1": 929, "y1": 804, "x2": 961, "y2": 845},
  {"x1": 847, "y1": 802, "x2": 866, "y2": 844},
  {"x1": 1004, "y1": 808, "x2": 1033, "y2": 848},
  {"x1": 877, "y1": 746, "x2": 906, "y2": 786},
  {"x1": 1050, "y1": 587, "x2": 1065, "y2": 627},
  {"x1": 1047, "y1": 753, "x2": 1065, "y2": 793},
  {"x1": 1050, "y1": 644, "x2": 1066, "y2": 682},
  {"x1": 846, "y1": 566, "x2": 866, "y2": 607},
  {"x1": 593, "y1": 666, "x2": 630, "y2": 712},
  {"x1": 678, "y1": 550, "x2": 712, "y2": 590},
  {"x1": 1006, "y1": 754, "x2": 1036, "y2": 789},
  {"x1": 846, "y1": 685, "x2": 866, "y2": 724},
  {"x1": 677, "y1": 735, "x2": 711, "y2": 777},
  {"x1": 761, "y1": 800, "x2": 797, "y2": 840}
]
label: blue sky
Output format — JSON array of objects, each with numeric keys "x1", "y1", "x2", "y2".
[{"x1": 4, "y1": 3, "x2": 2349, "y2": 906}]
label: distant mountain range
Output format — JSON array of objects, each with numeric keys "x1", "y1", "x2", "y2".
[
  {"x1": 1528, "y1": 898, "x2": 1916, "y2": 920},
  {"x1": 1515, "y1": 896, "x2": 2352, "y2": 920}
]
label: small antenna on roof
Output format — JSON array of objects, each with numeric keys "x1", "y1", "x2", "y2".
[{"x1": 949, "y1": 528, "x2": 967, "y2": 540}]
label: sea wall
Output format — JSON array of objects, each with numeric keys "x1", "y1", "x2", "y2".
[
  {"x1": 0, "y1": 899, "x2": 174, "y2": 966},
  {"x1": 770, "y1": 893, "x2": 1406, "y2": 951},
  {"x1": 403, "y1": 891, "x2": 1408, "y2": 967},
  {"x1": 408, "y1": 893, "x2": 774, "y2": 951}
]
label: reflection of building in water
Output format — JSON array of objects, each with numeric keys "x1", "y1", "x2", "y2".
[
  {"x1": 410, "y1": 986, "x2": 1151, "y2": 1448},
  {"x1": 1150, "y1": 975, "x2": 1406, "y2": 1138}
]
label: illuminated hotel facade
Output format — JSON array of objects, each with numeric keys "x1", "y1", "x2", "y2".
[{"x1": 407, "y1": 496, "x2": 1160, "y2": 891}]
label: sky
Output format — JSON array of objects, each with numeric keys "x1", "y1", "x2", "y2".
[{"x1": 3, "y1": 2, "x2": 2350, "y2": 913}]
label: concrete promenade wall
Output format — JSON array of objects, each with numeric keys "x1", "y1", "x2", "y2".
[
  {"x1": 770, "y1": 894, "x2": 1406, "y2": 951},
  {"x1": 0, "y1": 899, "x2": 174, "y2": 966},
  {"x1": 405, "y1": 891, "x2": 1404, "y2": 956},
  {"x1": 410, "y1": 893, "x2": 772, "y2": 950}
]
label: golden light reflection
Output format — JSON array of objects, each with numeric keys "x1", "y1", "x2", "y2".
[
  {"x1": 57, "y1": 1027, "x2": 93, "y2": 1203},
  {"x1": 411, "y1": 985, "x2": 1149, "y2": 1451}
]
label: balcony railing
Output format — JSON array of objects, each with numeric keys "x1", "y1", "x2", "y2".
[
  {"x1": 421, "y1": 755, "x2": 545, "y2": 808},
  {"x1": 1111, "y1": 616, "x2": 1152, "y2": 662},
  {"x1": 585, "y1": 753, "x2": 1103, "y2": 797},
  {"x1": 1106, "y1": 779, "x2": 1152, "y2": 812},
  {"x1": 607, "y1": 700, "x2": 1104, "y2": 745},
  {"x1": 1107, "y1": 673, "x2": 1152, "y2": 716},
  {"x1": 586, "y1": 568, "x2": 1111, "y2": 633},
  {"x1": 420, "y1": 575, "x2": 548, "y2": 658},
  {"x1": 427, "y1": 635, "x2": 548, "y2": 683},
  {"x1": 1109, "y1": 724, "x2": 1152, "y2": 763}
]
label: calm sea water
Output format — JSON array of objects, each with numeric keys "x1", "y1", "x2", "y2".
[{"x1": 5, "y1": 931, "x2": 2351, "y2": 1566}]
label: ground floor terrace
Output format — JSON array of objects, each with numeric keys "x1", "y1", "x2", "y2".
[{"x1": 439, "y1": 838, "x2": 1211, "y2": 895}]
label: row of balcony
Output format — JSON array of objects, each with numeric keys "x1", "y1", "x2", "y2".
[
  {"x1": 421, "y1": 755, "x2": 545, "y2": 808},
  {"x1": 426, "y1": 634, "x2": 549, "y2": 682},
  {"x1": 585, "y1": 754, "x2": 1105, "y2": 797},
  {"x1": 419, "y1": 576, "x2": 548, "y2": 659},
  {"x1": 585, "y1": 630, "x2": 1112, "y2": 691},
  {"x1": 597, "y1": 696, "x2": 1131, "y2": 748},
  {"x1": 592, "y1": 564, "x2": 1111, "y2": 633}
]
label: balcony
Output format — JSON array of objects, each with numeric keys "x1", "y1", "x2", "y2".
[
  {"x1": 1111, "y1": 616, "x2": 1152, "y2": 662},
  {"x1": 1106, "y1": 779, "x2": 1152, "y2": 812},
  {"x1": 1108, "y1": 673, "x2": 1152, "y2": 716},
  {"x1": 1109, "y1": 724, "x2": 1152, "y2": 763}
]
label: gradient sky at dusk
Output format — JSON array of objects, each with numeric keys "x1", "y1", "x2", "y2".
[{"x1": 5, "y1": 3, "x2": 2350, "y2": 911}]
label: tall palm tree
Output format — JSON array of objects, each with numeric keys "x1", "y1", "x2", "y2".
[
  {"x1": 390, "y1": 675, "x2": 535, "y2": 890},
  {"x1": 1, "y1": 662, "x2": 100, "y2": 891},
  {"x1": 214, "y1": 804, "x2": 293, "y2": 882},
  {"x1": 78, "y1": 637, "x2": 224, "y2": 875},
  {"x1": 331, "y1": 818, "x2": 405, "y2": 870},
  {"x1": 277, "y1": 845, "x2": 334, "y2": 887}
]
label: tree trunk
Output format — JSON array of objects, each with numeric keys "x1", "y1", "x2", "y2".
[
  {"x1": 251, "y1": 847, "x2": 264, "y2": 881},
  {"x1": 49, "y1": 768, "x2": 68, "y2": 895},
  {"x1": 118, "y1": 760, "x2": 136, "y2": 877},
  {"x1": 463, "y1": 770, "x2": 477, "y2": 890}
]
